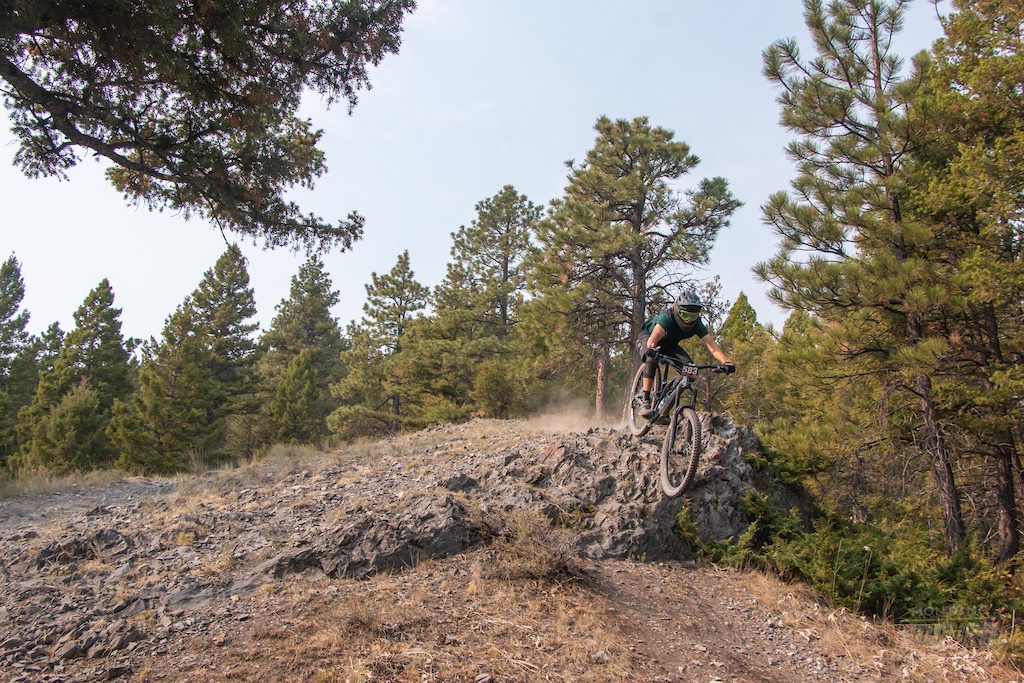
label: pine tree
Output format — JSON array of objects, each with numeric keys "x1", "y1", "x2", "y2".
[
  {"x1": 911, "y1": 0, "x2": 1024, "y2": 561},
  {"x1": 756, "y1": 0, "x2": 967, "y2": 551},
  {"x1": 2, "y1": 322, "x2": 67, "y2": 467},
  {"x1": 756, "y1": 313, "x2": 913, "y2": 522},
  {"x1": 404, "y1": 187, "x2": 542, "y2": 421},
  {"x1": 189, "y1": 245, "x2": 261, "y2": 458},
  {"x1": 0, "y1": 255, "x2": 31, "y2": 466},
  {"x1": 720, "y1": 292, "x2": 760, "y2": 346},
  {"x1": 191, "y1": 246, "x2": 259, "y2": 389},
  {"x1": 109, "y1": 246, "x2": 262, "y2": 471},
  {"x1": 15, "y1": 279, "x2": 132, "y2": 472},
  {"x1": 515, "y1": 282, "x2": 613, "y2": 415},
  {"x1": 108, "y1": 303, "x2": 219, "y2": 473},
  {"x1": 260, "y1": 255, "x2": 345, "y2": 441},
  {"x1": 361, "y1": 250, "x2": 428, "y2": 356},
  {"x1": 272, "y1": 350, "x2": 319, "y2": 444},
  {"x1": 0, "y1": 255, "x2": 30, "y2": 376},
  {"x1": 329, "y1": 251, "x2": 429, "y2": 438},
  {"x1": 3, "y1": 0, "x2": 414, "y2": 251},
  {"x1": 59, "y1": 279, "x2": 134, "y2": 412},
  {"x1": 106, "y1": 399, "x2": 160, "y2": 473},
  {"x1": 24, "y1": 381, "x2": 108, "y2": 475},
  {"x1": 532, "y1": 116, "x2": 740, "y2": 415},
  {"x1": 433, "y1": 185, "x2": 540, "y2": 340},
  {"x1": 33, "y1": 323, "x2": 65, "y2": 376},
  {"x1": 707, "y1": 291, "x2": 767, "y2": 415}
]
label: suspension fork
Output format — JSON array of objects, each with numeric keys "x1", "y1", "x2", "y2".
[{"x1": 671, "y1": 377, "x2": 697, "y2": 416}]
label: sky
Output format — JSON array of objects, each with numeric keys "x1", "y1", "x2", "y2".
[{"x1": 0, "y1": 0, "x2": 949, "y2": 344}]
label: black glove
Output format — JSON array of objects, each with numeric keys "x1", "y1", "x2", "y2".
[
  {"x1": 644, "y1": 347, "x2": 659, "y2": 359},
  {"x1": 723, "y1": 362, "x2": 736, "y2": 374}
]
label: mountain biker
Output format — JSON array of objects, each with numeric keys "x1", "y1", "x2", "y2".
[{"x1": 637, "y1": 290, "x2": 735, "y2": 418}]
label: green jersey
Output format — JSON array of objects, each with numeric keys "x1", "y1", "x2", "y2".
[{"x1": 641, "y1": 309, "x2": 709, "y2": 346}]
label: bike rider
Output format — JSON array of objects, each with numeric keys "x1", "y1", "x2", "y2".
[{"x1": 637, "y1": 290, "x2": 735, "y2": 418}]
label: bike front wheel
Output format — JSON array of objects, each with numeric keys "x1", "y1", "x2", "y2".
[
  {"x1": 660, "y1": 406, "x2": 701, "y2": 496},
  {"x1": 626, "y1": 363, "x2": 661, "y2": 437}
]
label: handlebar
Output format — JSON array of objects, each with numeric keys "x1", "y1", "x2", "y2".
[{"x1": 645, "y1": 348, "x2": 734, "y2": 374}]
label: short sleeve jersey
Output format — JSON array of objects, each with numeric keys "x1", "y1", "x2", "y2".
[{"x1": 641, "y1": 310, "x2": 709, "y2": 346}]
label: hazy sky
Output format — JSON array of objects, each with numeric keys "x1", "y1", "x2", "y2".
[{"x1": 0, "y1": 0, "x2": 948, "y2": 343}]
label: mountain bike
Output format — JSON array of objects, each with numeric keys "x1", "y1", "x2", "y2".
[{"x1": 625, "y1": 350, "x2": 731, "y2": 496}]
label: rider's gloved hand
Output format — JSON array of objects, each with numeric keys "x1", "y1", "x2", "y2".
[
  {"x1": 645, "y1": 346, "x2": 659, "y2": 359},
  {"x1": 723, "y1": 362, "x2": 736, "y2": 374}
]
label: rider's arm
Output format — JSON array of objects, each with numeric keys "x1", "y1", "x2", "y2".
[
  {"x1": 701, "y1": 334, "x2": 730, "y2": 365},
  {"x1": 648, "y1": 324, "x2": 666, "y2": 349}
]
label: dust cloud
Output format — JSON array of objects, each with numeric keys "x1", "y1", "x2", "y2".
[{"x1": 525, "y1": 396, "x2": 621, "y2": 433}]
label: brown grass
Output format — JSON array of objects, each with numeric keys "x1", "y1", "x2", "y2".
[
  {"x1": 138, "y1": 551, "x2": 651, "y2": 683},
  {"x1": 737, "y1": 565, "x2": 1011, "y2": 682},
  {"x1": 0, "y1": 467, "x2": 126, "y2": 501},
  {"x1": 471, "y1": 510, "x2": 581, "y2": 581},
  {"x1": 277, "y1": 556, "x2": 638, "y2": 683}
]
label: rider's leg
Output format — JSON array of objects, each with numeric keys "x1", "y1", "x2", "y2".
[
  {"x1": 638, "y1": 334, "x2": 657, "y2": 393},
  {"x1": 637, "y1": 335, "x2": 656, "y2": 416},
  {"x1": 664, "y1": 343, "x2": 693, "y2": 366}
]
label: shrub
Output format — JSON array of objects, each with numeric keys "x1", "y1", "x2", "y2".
[
  {"x1": 472, "y1": 509, "x2": 579, "y2": 580},
  {"x1": 677, "y1": 491, "x2": 1024, "y2": 626}
]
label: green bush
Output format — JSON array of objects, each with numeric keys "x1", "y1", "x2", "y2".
[
  {"x1": 677, "y1": 491, "x2": 1023, "y2": 625},
  {"x1": 676, "y1": 490, "x2": 803, "y2": 570},
  {"x1": 471, "y1": 360, "x2": 527, "y2": 419}
]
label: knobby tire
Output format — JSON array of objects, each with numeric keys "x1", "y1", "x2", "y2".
[
  {"x1": 626, "y1": 363, "x2": 661, "y2": 437},
  {"x1": 660, "y1": 405, "x2": 701, "y2": 496}
]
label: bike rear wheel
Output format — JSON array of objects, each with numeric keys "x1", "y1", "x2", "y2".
[
  {"x1": 626, "y1": 363, "x2": 661, "y2": 437},
  {"x1": 660, "y1": 406, "x2": 701, "y2": 496}
]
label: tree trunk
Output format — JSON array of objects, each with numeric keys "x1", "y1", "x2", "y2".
[
  {"x1": 979, "y1": 303, "x2": 1021, "y2": 560},
  {"x1": 595, "y1": 342, "x2": 610, "y2": 422},
  {"x1": 995, "y1": 440, "x2": 1019, "y2": 563},
  {"x1": 620, "y1": 246, "x2": 648, "y2": 423},
  {"x1": 1012, "y1": 427, "x2": 1024, "y2": 550},
  {"x1": 498, "y1": 254, "x2": 510, "y2": 340},
  {"x1": 629, "y1": 246, "x2": 646, "y2": 371},
  {"x1": 896, "y1": 254, "x2": 965, "y2": 554},
  {"x1": 917, "y1": 374, "x2": 965, "y2": 553}
]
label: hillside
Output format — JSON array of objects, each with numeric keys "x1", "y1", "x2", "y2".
[{"x1": 0, "y1": 416, "x2": 1015, "y2": 682}]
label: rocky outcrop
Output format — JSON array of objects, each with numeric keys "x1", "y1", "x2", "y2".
[
  {"x1": 252, "y1": 415, "x2": 806, "y2": 578},
  {"x1": 0, "y1": 415, "x2": 805, "y2": 681}
]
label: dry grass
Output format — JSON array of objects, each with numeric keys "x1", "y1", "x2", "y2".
[
  {"x1": 0, "y1": 467, "x2": 126, "y2": 501},
  {"x1": 169, "y1": 486, "x2": 229, "y2": 511},
  {"x1": 333, "y1": 436, "x2": 395, "y2": 465},
  {"x1": 261, "y1": 443, "x2": 323, "y2": 473},
  {"x1": 207, "y1": 550, "x2": 237, "y2": 575},
  {"x1": 736, "y1": 566, "x2": 1013, "y2": 682},
  {"x1": 471, "y1": 510, "x2": 581, "y2": 581},
  {"x1": 79, "y1": 558, "x2": 113, "y2": 574},
  {"x1": 207, "y1": 553, "x2": 644, "y2": 683}
]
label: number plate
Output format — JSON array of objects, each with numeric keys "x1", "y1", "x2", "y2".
[{"x1": 680, "y1": 364, "x2": 698, "y2": 377}]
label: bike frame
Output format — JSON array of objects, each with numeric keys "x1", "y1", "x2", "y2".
[{"x1": 651, "y1": 355, "x2": 721, "y2": 422}]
